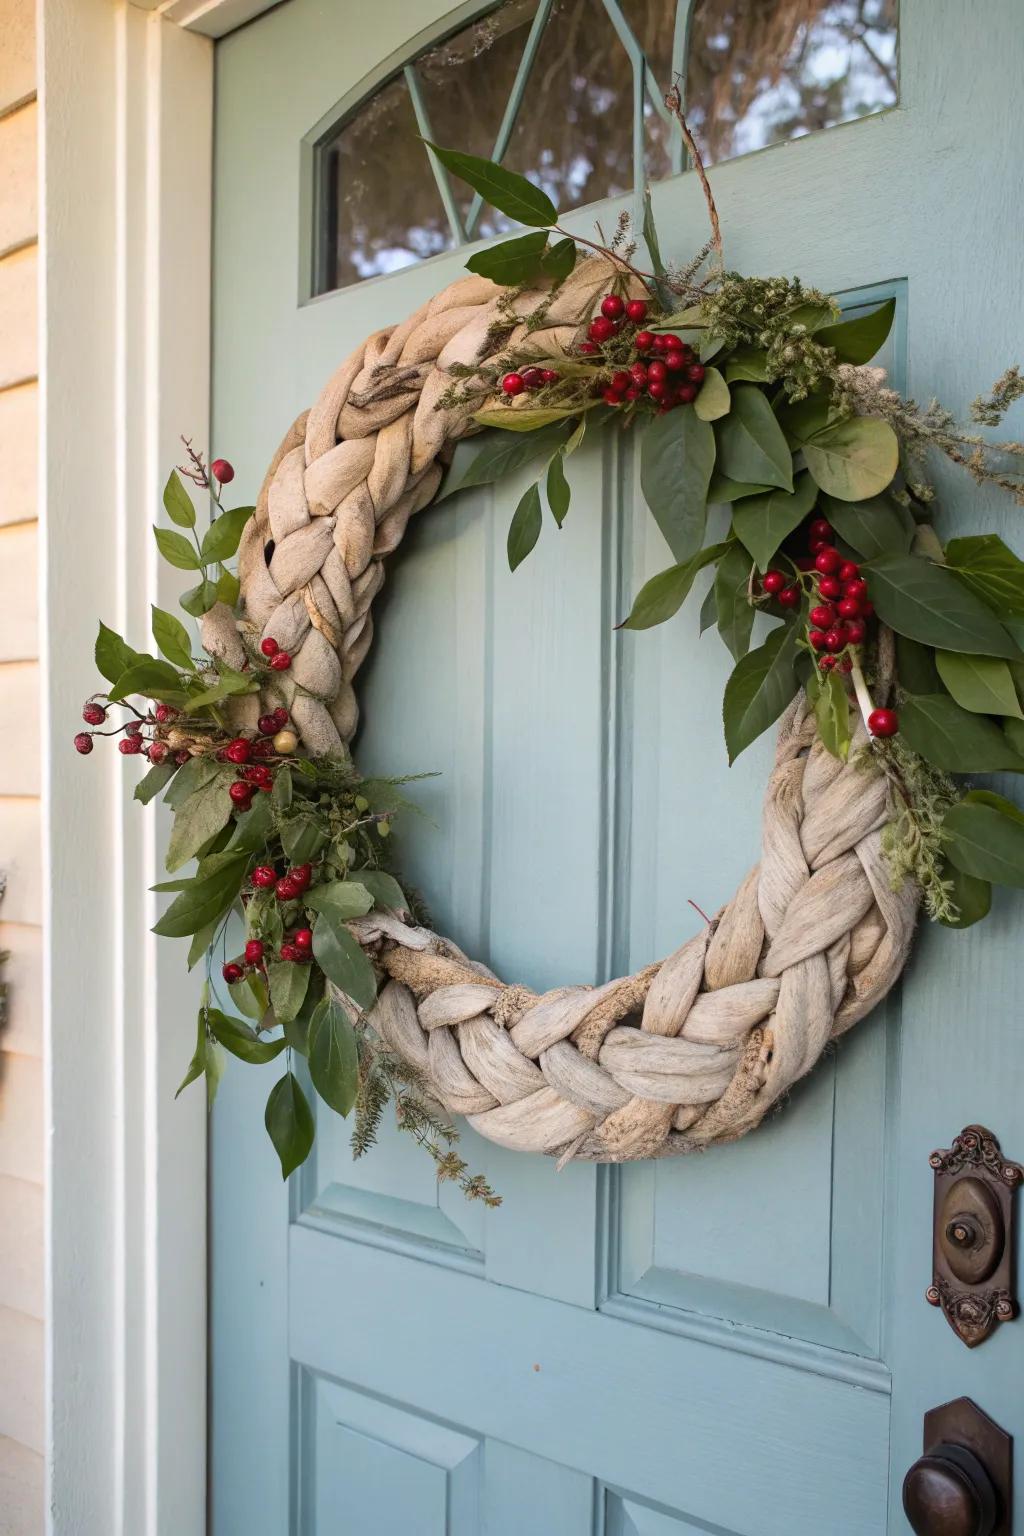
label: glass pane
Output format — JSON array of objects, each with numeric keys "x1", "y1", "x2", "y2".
[
  {"x1": 620, "y1": 0, "x2": 682, "y2": 183},
  {"x1": 320, "y1": 75, "x2": 453, "y2": 291},
  {"x1": 684, "y1": 0, "x2": 898, "y2": 165}
]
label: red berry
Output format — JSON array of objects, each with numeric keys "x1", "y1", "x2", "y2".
[
  {"x1": 520, "y1": 367, "x2": 544, "y2": 391},
  {"x1": 588, "y1": 316, "x2": 616, "y2": 344},
  {"x1": 819, "y1": 655, "x2": 837, "y2": 671},
  {"x1": 629, "y1": 362, "x2": 648, "y2": 385},
  {"x1": 260, "y1": 637, "x2": 279, "y2": 658},
  {"x1": 251, "y1": 739, "x2": 275, "y2": 759},
  {"x1": 819, "y1": 576, "x2": 843, "y2": 600},
  {"x1": 625, "y1": 299, "x2": 648, "y2": 323},
  {"x1": 119, "y1": 736, "x2": 143, "y2": 755},
  {"x1": 289, "y1": 864, "x2": 312, "y2": 892},
  {"x1": 275, "y1": 876, "x2": 299, "y2": 901},
  {"x1": 600, "y1": 294, "x2": 625, "y2": 320},
  {"x1": 272, "y1": 707, "x2": 289, "y2": 727},
  {"x1": 541, "y1": 369, "x2": 559, "y2": 384},
  {"x1": 846, "y1": 621, "x2": 866, "y2": 645},
  {"x1": 74, "y1": 732, "x2": 94, "y2": 754},
  {"x1": 610, "y1": 370, "x2": 632, "y2": 393},
  {"x1": 82, "y1": 702, "x2": 106, "y2": 725},
  {"x1": 839, "y1": 561, "x2": 860, "y2": 582},
  {"x1": 809, "y1": 605, "x2": 835, "y2": 629},
  {"x1": 809, "y1": 629, "x2": 829, "y2": 651},
  {"x1": 685, "y1": 363, "x2": 706, "y2": 384},
  {"x1": 258, "y1": 714, "x2": 278, "y2": 736},
  {"x1": 125, "y1": 720, "x2": 142, "y2": 736},
  {"x1": 861, "y1": 600, "x2": 875, "y2": 618},
  {"x1": 676, "y1": 384, "x2": 698, "y2": 404},
  {"x1": 845, "y1": 578, "x2": 869, "y2": 603},
  {"x1": 624, "y1": 385, "x2": 641, "y2": 401},
  {"x1": 225, "y1": 738, "x2": 251, "y2": 764},
  {"x1": 651, "y1": 334, "x2": 669, "y2": 351},
  {"x1": 815, "y1": 548, "x2": 842, "y2": 575},
  {"x1": 251, "y1": 866, "x2": 277, "y2": 889},
  {"x1": 634, "y1": 331, "x2": 655, "y2": 351},
  {"x1": 148, "y1": 741, "x2": 169, "y2": 764},
  {"x1": 175, "y1": 750, "x2": 191, "y2": 765},
  {"x1": 647, "y1": 360, "x2": 667, "y2": 384},
  {"x1": 279, "y1": 943, "x2": 300, "y2": 963},
  {"x1": 837, "y1": 597, "x2": 861, "y2": 620},
  {"x1": 229, "y1": 780, "x2": 253, "y2": 805},
  {"x1": 293, "y1": 927, "x2": 313, "y2": 952},
  {"x1": 762, "y1": 570, "x2": 786, "y2": 594},
  {"x1": 647, "y1": 381, "x2": 667, "y2": 401},
  {"x1": 808, "y1": 519, "x2": 833, "y2": 542},
  {"x1": 664, "y1": 350, "x2": 686, "y2": 372},
  {"x1": 269, "y1": 651, "x2": 292, "y2": 671},
  {"x1": 778, "y1": 586, "x2": 800, "y2": 609},
  {"x1": 867, "y1": 707, "x2": 899, "y2": 738},
  {"x1": 244, "y1": 763, "x2": 272, "y2": 786},
  {"x1": 211, "y1": 458, "x2": 235, "y2": 484},
  {"x1": 501, "y1": 372, "x2": 525, "y2": 396},
  {"x1": 577, "y1": 341, "x2": 598, "y2": 355},
  {"x1": 154, "y1": 702, "x2": 176, "y2": 723},
  {"x1": 602, "y1": 387, "x2": 624, "y2": 406},
  {"x1": 660, "y1": 335, "x2": 683, "y2": 350},
  {"x1": 824, "y1": 628, "x2": 845, "y2": 652},
  {"x1": 809, "y1": 538, "x2": 829, "y2": 555},
  {"x1": 222, "y1": 961, "x2": 244, "y2": 984}
]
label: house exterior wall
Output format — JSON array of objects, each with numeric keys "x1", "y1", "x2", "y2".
[{"x1": 0, "y1": 0, "x2": 44, "y2": 1529}]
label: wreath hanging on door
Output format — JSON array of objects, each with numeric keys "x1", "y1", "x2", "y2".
[{"x1": 75, "y1": 104, "x2": 1024, "y2": 1193}]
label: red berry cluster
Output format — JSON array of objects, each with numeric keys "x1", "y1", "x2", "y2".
[
  {"x1": 224, "y1": 861, "x2": 318, "y2": 979},
  {"x1": 74, "y1": 698, "x2": 191, "y2": 763},
  {"x1": 501, "y1": 366, "x2": 561, "y2": 396},
  {"x1": 260, "y1": 635, "x2": 292, "y2": 670}
]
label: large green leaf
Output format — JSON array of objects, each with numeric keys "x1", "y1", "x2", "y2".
[
  {"x1": 938, "y1": 861, "x2": 992, "y2": 929},
  {"x1": 811, "y1": 667, "x2": 852, "y2": 761},
  {"x1": 134, "y1": 760, "x2": 176, "y2": 805},
  {"x1": 475, "y1": 406, "x2": 579, "y2": 433},
  {"x1": 280, "y1": 814, "x2": 328, "y2": 863},
  {"x1": 640, "y1": 409, "x2": 716, "y2": 563},
  {"x1": 227, "y1": 790, "x2": 275, "y2": 852},
  {"x1": 802, "y1": 417, "x2": 899, "y2": 501},
  {"x1": 267, "y1": 960, "x2": 310, "y2": 1024},
  {"x1": 895, "y1": 634, "x2": 941, "y2": 695},
  {"x1": 228, "y1": 972, "x2": 269, "y2": 1022},
  {"x1": 436, "y1": 424, "x2": 569, "y2": 503},
  {"x1": 311, "y1": 912, "x2": 378, "y2": 1010},
  {"x1": 179, "y1": 579, "x2": 220, "y2": 618},
  {"x1": 355, "y1": 871, "x2": 409, "y2": 914},
  {"x1": 862, "y1": 553, "x2": 1020, "y2": 658},
  {"x1": 107, "y1": 658, "x2": 187, "y2": 702},
  {"x1": 693, "y1": 367, "x2": 731, "y2": 421},
  {"x1": 465, "y1": 229, "x2": 549, "y2": 285},
  {"x1": 152, "y1": 852, "x2": 246, "y2": 936},
  {"x1": 151, "y1": 604, "x2": 194, "y2": 670},
  {"x1": 165, "y1": 779, "x2": 235, "y2": 872},
  {"x1": 707, "y1": 472, "x2": 772, "y2": 503},
  {"x1": 714, "y1": 385, "x2": 793, "y2": 492},
  {"x1": 815, "y1": 297, "x2": 895, "y2": 364},
  {"x1": 713, "y1": 543, "x2": 756, "y2": 662},
  {"x1": 899, "y1": 695, "x2": 1024, "y2": 772},
  {"x1": 619, "y1": 542, "x2": 731, "y2": 631},
  {"x1": 423, "y1": 142, "x2": 557, "y2": 227},
  {"x1": 200, "y1": 505, "x2": 255, "y2": 564},
  {"x1": 731, "y1": 471, "x2": 817, "y2": 571},
  {"x1": 208, "y1": 1009, "x2": 285, "y2": 1063},
  {"x1": 165, "y1": 753, "x2": 224, "y2": 809},
  {"x1": 176, "y1": 1009, "x2": 222, "y2": 1108},
  {"x1": 304, "y1": 880, "x2": 374, "y2": 921},
  {"x1": 546, "y1": 451, "x2": 570, "y2": 527},
  {"x1": 308, "y1": 996, "x2": 359, "y2": 1118},
  {"x1": 723, "y1": 622, "x2": 801, "y2": 763},
  {"x1": 163, "y1": 470, "x2": 197, "y2": 530},
  {"x1": 507, "y1": 482, "x2": 543, "y2": 571},
  {"x1": 819, "y1": 492, "x2": 914, "y2": 560},
  {"x1": 723, "y1": 347, "x2": 769, "y2": 383},
  {"x1": 95, "y1": 621, "x2": 142, "y2": 686},
  {"x1": 944, "y1": 534, "x2": 1024, "y2": 618},
  {"x1": 264, "y1": 1071, "x2": 315, "y2": 1179},
  {"x1": 541, "y1": 236, "x2": 576, "y2": 284},
  {"x1": 935, "y1": 651, "x2": 1023, "y2": 719},
  {"x1": 187, "y1": 667, "x2": 256, "y2": 710},
  {"x1": 943, "y1": 791, "x2": 1024, "y2": 888},
  {"x1": 153, "y1": 526, "x2": 202, "y2": 571}
]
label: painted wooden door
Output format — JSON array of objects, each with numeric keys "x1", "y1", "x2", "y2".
[{"x1": 209, "y1": 3, "x2": 1024, "y2": 1531}]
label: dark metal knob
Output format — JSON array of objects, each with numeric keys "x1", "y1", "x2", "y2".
[{"x1": 903, "y1": 1442, "x2": 999, "y2": 1536}]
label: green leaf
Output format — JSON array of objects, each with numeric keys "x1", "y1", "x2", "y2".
[
  {"x1": 228, "y1": 972, "x2": 269, "y2": 1022},
  {"x1": 723, "y1": 347, "x2": 769, "y2": 383},
  {"x1": 862, "y1": 553, "x2": 1020, "y2": 658},
  {"x1": 163, "y1": 470, "x2": 197, "y2": 529},
  {"x1": 153, "y1": 525, "x2": 202, "y2": 571},
  {"x1": 619, "y1": 542, "x2": 731, "y2": 631},
  {"x1": 272, "y1": 764, "x2": 293, "y2": 810},
  {"x1": 134, "y1": 760, "x2": 176, "y2": 804},
  {"x1": 423, "y1": 141, "x2": 557, "y2": 227},
  {"x1": 945, "y1": 534, "x2": 1024, "y2": 618},
  {"x1": 693, "y1": 366, "x2": 731, "y2": 422},
  {"x1": 640, "y1": 409, "x2": 716, "y2": 563},
  {"x1": 308, "y1": 996, "x2": 359, "y2": 1118},
  {"x1": 355, "y1": 871, "x2": 408, "y2": 914},
  {"x1": 802, "y1": 416, "x2": 899, "y2": 501},
  {"x1": 187, "y1": 667, "x2": 256, "y2": 710},
  {"x1": 187, "y1": 921, "x2": 217, "y2": 972},
  {"x1": 723, "y1": 622, "x2": 801, "y2": 763},
  {"x1": 436, "y1": 423, "x2": 569, "y2": 501},
  {"x1": 713, "y1": 543, "x2": 756, "y2": 662},
  {"x1": 267, "y1": 960, "x2": 310, "y2": 1025},
  {"x1": 563, "y1": 417, "x2": 586, "y2": 456},
  {"x1": 95, "y1": 622, "x2": 141, "y2": 686},
  {"x1": 208, "y1": 1008, "x2": 286, "y2": 1064},
  {"x1": 280, "y1": 814, "x2": 328, "y2": 864},
  {"x1": 176, "y1": 1010, "x2": 223, "y2": 1108},
  {"x1": 264, "y1": 1071, "x2": 315, "y2": 1179},
  {"x1": 179, "y1": 579, "x2": 220, "y2": 618},
  {"x1": 707, "y1": 472, "x2": 772, "y2": 503},
  {"x1": 311, "y1": 913, "x2": 378, "y2": 1011},
  {"x1": 935, "y1": 651, "x2": 1024, "y2": 719},
  {"x1": 812, "y1": 667, "x2": 852, "y2": 760},
  {"x1": 546, "y1": 452, "x2": 570, "y2": 527},
  {"x1": 818, "y1": 491, "x2": 913, "y2": 560},
  {"x1": 895, "y1": 634, "x2": 941, "y2": 695},
  {"x1": 151, "y1": 604, "x2": 194, "y2": 670},
  {"x1": 465, "y1": 229, "x2": 549, "y2": 285},
  {"x1": 714, "y1": 385, "x2": 793, "y2": 492},
  {"x1": 899, "y1": 695, "x2": 1024, "y2": 772},
  {"x1": 731, "y1": 471, "x2": 817, "y2": 572},
  {"x1": 507, "y1": 482, "x2": 543, "y2": 572},
  {"x1": 152, "y1": 853, "x2": 246, "y2": 936},
  {"x1": 776, "y1": 393, "x2": 842, "y2": 448},
  {"x1": 107, "y1": 658, "x2": 185, "y2": 703},
  {"x1": 200, "y1": 505, "x2": 255, "y2": 564},
  {"x1": 164, "y1": 779, "x2": 235, "y2": 873},
  {"x1": 474, "y1": 406, "x2": 578, "y2": 433},
  {"x1": 641, "y1": 186, "x2": 666, "y2": 278},
  {"x1": 304, "y1": 880, "x2": 374, "y2": 921},
  {"x1": 815, "y1": 297, "x2": 895, "y2": 364},
  {"x1": 216, "y1": 565, "x2": 240, "y2": 608},
  {"x1": 944, "y1": 792, "x2": 1024, "y2": 888},
  {"x1": 939, "y1": 861, "x2": 992, "y2": 929},
  {"x1": 698, "y1": 580, "x2": 718, "y2": 634},
  {"x1": 541, "y1": 236, "x2": 576, "y2": 284},
  {"x1": 165, "y1": 753, "x2": 223, "y2": 809},
  {"x1": 226, "y1": 791, "x2": 274, "y2": 853}
]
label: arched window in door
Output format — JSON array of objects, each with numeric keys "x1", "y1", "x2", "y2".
[{"x1": 312, "y1": 0, "x2": 898, "y2": 295}]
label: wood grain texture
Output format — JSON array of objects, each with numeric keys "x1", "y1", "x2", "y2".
[
  {"x1": 0, "y1": 102, "x2": 37, "y2": 258},
  {"x1": 0, "y1": 0, "x2": 35, "y2": 117}
]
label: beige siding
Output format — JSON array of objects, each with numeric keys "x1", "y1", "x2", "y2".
[{"x1": 0, "y1": 5, "x2": 43, "y2": 1529}]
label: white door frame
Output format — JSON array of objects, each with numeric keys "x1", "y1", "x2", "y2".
[{"x1": 39, "y1": 3, "x2": 280, "y2": 1531}]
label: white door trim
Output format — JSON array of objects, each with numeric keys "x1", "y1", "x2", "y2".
[{"x1": 39, "y1": 1, "x2": 269, "y2": 1529}]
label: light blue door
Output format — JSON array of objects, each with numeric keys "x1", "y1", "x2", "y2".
[{"x1": 210, "y1": 3, "x2": 1024, "y2": 1531}]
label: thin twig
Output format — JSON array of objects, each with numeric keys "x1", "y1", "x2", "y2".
[
  {"x1": 552, "y1": 224, "x2": 658, "y2": 292},
  {"x1": 665, "y1": 83, "x2": 723, "y2": 271}
]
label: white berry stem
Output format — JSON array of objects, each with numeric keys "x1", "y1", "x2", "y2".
[{"x1": 849, "y1": 655, "x2": 876, "y2": 732}]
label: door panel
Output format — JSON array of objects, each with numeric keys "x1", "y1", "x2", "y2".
[{"x1": 210, "y1": 3, "x2": 1024, "y2": 1532}]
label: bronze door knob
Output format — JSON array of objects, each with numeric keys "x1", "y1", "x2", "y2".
[{"x1": 903, "y1": 1442, "x2": 999, "y2": 1536}]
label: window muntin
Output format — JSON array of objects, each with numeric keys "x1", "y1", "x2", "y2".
[{"x1": 314, "y1": 0, "x2": 898, "y2": 296}]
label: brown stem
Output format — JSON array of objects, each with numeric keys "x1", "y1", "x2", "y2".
[
  {"x1": 552, "y1": 224, "x2": 659, "y2": 292},
  {"x1": 664, "y1": 83, "x2": 724, "y2": 271}
]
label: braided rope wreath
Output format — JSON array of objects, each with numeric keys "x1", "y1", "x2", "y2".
[{"x1": 200, "y1": 256, "x2": 918, "y2": 1163}]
